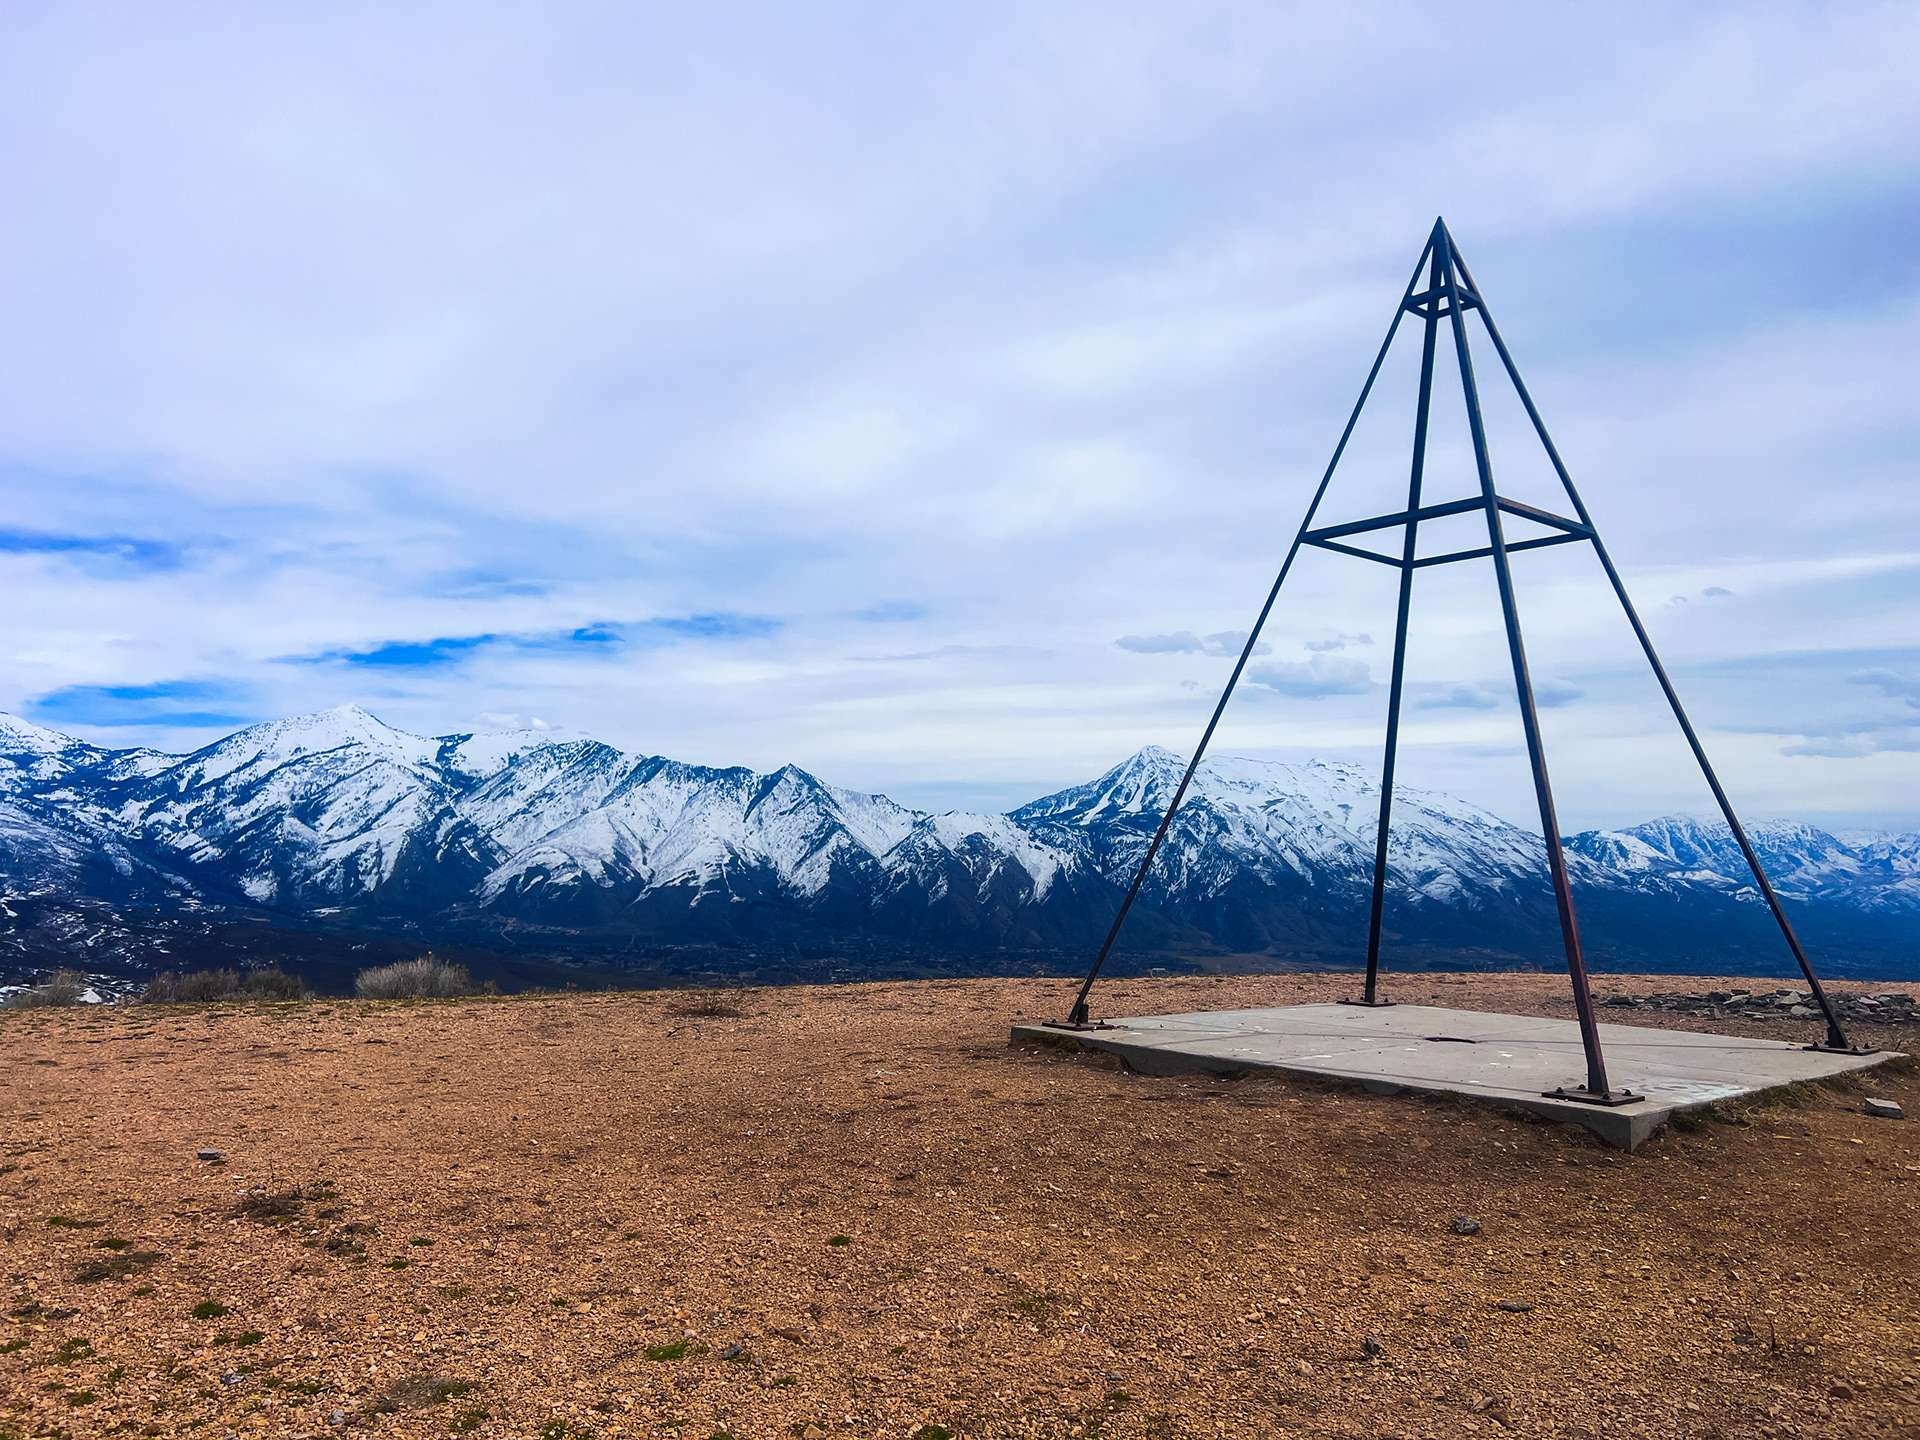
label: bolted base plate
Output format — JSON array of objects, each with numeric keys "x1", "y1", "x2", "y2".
[
  {"x1": 1542, "y1": 1084, "x2": 1644, "y2": 1108},
  {"x1": 1805, "y1": 1042, "x2": 1876, "y2": 1056},
  {"x1": 1041, "y1": 1018, "x2": 1114, "y2": 1032},
  {"x1": 1337, "y1": 996, "x2": 1395, "y2": 1008}
]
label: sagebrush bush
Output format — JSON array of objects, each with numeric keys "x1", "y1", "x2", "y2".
[
  {"x1": 672, "y1": 987, "x2": 746, "y2": 1018},
  {"x1": 141, "y1": 968, "x2": 304, "y2": 1003},
  {"x1": 354, "y1": 956, "x2": 476, "y2": 1000},
  {"x1": 241, "y1": 969, "x2": 305, "y2": 1000},
  {"x1": 3, "y1": 969, "x2": 90, "y2": 1008},
  {"x1": 142, "y1": 969, "x2": 239, "y2": 1003}
]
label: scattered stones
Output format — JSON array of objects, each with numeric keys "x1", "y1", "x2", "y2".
[
  {"x1": 1601, "y1": 989, "x2": 1919, "y2": 1028},
  {"x1": 1361, "y1": 1335, "x2": 1383, "y2": 1356},
  {"x1": 1451, "y1": 1216, "x2": 1482, "y2": 1236},
  {"x1": 197, "y1": 1149, "x2": 224, "y2": 1161},
  {"x1": 1864, "y1": 1098, "x2": 1905, "y2": 1120}
]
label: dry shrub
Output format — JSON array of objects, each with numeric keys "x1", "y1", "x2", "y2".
[
  {"x1": 241, "y1": 968, "x2": 304, "y2": 1000},
  {"x1": 235, "y1": 1182, "x2": 331, "y2": 1223},
  {"x1": 4, "y1": 969, "x2": 90, "y2": 1008},
  {"x1": 354, "y1": 956, "x2": 477, "y2": 1000},
  {"x1": 370, "y1": 1374, "x2": 477, "y2": 1411},
  {"x1": 141, "y1": 968, "x2": 303, "y2": 1003},
  {"x1": 672, "y1": 986, "x2": 747, "y2": 1018}
]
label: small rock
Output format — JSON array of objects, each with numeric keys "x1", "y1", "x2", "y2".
[
  {"x1": 1361, "y1": 1335, "x2": 1383, "y2": 1357},
  {"x1": 220, "y1": 1371, "x2": 246, "y2": 1385},
  {"x1": 197, "y1": 1149, "x2": 224, "y2": 1161},
  {"x1": 1451, "y1": 1216, "x2": 1482, "y2": 1236},
  {"x1": 1292, "y1": 1359, "x2": 1314, "y2": 1377},
  {"x1": 327, "y1": 1409, "x2": 347, "y2": 1427},
  {"x1": 1449, "y1": 1334, "x2": 1470, "y2": 1351},
  {"x1": 1106, "y1": 1371, "x2": 1125, "y2": 1385},
  {"x1": 1831, "y1": 1382, "x2": 1855, "y2": 1399},
  {"x1": 1865, "y1": 1098, "x2": 1905, "y2": 1120},
  {"x1": 1497, "y1": 1302, "x2": 1533, "y2": 1313},
  {"x1": 719, "y1": 1342, "x2": 743, "y2": 1360},
  {"x1": 801, "y1": 1427, "x2": 828, "y2": 1440}
]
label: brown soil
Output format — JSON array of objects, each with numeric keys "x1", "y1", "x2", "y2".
[{"x1": 2, "y1": 971, "x2": 1917, "y2": 1440}]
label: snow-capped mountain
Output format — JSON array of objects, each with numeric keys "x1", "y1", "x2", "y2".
[
  {"x1": 1, "y1": 706, "x2": 1914, "y2": 979},
  {"x1": 1563, "y1": 814, "x2": 1920, "y2": 915}
]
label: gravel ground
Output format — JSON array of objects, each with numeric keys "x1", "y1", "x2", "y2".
[{"x1": 1, "y1": 970, "x2": 1916, "y2": 1440}]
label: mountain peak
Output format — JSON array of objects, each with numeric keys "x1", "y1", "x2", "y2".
[
  {"x1": 180, "y1": 705, "x2": 440, "y2": 782},
  {"x1": 0, "y1": 712, "x2": 84, "y2": 757}
]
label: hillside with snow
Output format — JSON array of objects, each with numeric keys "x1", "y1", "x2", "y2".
[{"x1": 1, "y1": 706, "x2": 1914, "y2": 983}]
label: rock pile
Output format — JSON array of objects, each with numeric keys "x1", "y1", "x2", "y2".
[{"x1": 1601, "y1": 989, "x2": 1917, "y2": 1027}]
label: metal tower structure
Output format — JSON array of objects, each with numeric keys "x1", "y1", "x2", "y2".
[{"x1": 1054, "y1": 218, "x2": 1863, "y2": 1102}]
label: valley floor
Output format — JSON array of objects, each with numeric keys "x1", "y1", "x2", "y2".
[{"x1": 1, "y1": 972, "x2": 1917, "y2": 1439}]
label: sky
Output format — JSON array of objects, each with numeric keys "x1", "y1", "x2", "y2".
[{"x1": 1, "y1": 2, "x2": 1916, "y2": 831}]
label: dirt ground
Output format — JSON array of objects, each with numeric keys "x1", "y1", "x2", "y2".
[{"x1": 2, "y1": 970, "x2": 1917, "y2": 1440}]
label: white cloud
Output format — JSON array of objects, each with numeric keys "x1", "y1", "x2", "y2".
[
  {"x1": 1116, "y1": 630, "x2": 1269, "y2": 657},
  {"x1": 1246, "y1": 655, "x2": 1372, "y2": 698},
  {"x1": 1850, "y1": 668, "x2": 1920, "y2": 708},
  {"x1": 0, "y1": 4, "x2": 1914, "y2": 823},
  {"x1": 1416, "y1": 684, "x2": 1503, "y2": 711},
  {"x1": 1534, "y1": 678, "x2": 1587, "y2": 708}
]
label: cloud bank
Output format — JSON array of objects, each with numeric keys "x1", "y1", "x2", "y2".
[{"x1": 0, "y1": 3, "x2": 1915, "y2": 828}]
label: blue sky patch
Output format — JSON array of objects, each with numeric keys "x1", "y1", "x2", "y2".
[
  {"x1": 300, "y1": 613, "x2": 781, "y2": 668},
  {"x1": 30, "y1": 680, "x2": 252, "y2": 728},
  {"x1": 0, "y1": 528, "x2": 183, "y2": 572}
]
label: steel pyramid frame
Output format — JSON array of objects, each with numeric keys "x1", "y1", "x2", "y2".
[{"x1": 1054, "y1": 218, "x2": 1864, "y2": 1102}]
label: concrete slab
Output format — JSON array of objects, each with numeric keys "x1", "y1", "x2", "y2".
[{"x1": 1010, "y1": 1003, "x2": 1902, "y2": 1150}]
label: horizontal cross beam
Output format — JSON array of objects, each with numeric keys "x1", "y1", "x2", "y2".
[
  {"x1": 1493, "y1": 495, "x2": 1592, "y2": 536},
  {"x1": 1304, "y1": 537, "x2": 1404, "y2": 567},
  {"x1": 1302, "y1": 495, "x2": 1591, "y2": 544},
  {"x1": 1408, "y1": 530, "x2": 1588, "y2": 568},
  {"x1": 1403, "y1": 283, "x2": 1481, "y2": 318},
  {"x1": 1301, "y1": 494, "x2": 1595, "y2": 570},
  {"x1": 1303, "y1": 496, "x2": 1485, "y2": 542}
]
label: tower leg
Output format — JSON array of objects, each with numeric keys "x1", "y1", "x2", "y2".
[
  {"x1": 1453, "y1": 253, "x2": 1865, "y2": 1058},
  {"x1": 1347, "y1": 249, "x2": 1443, "y2": 1010},
  {"x1": 1055, "y1": 237, "x2": 1439, "y2": 1030},
  {"x1": 1439, "y1": 230, "x2": 1633, "y2": 1106}
]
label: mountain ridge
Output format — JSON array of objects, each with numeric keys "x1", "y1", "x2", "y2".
[{"x1": 2, "y1": 706, "x2": 1914, "y2": 983}]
